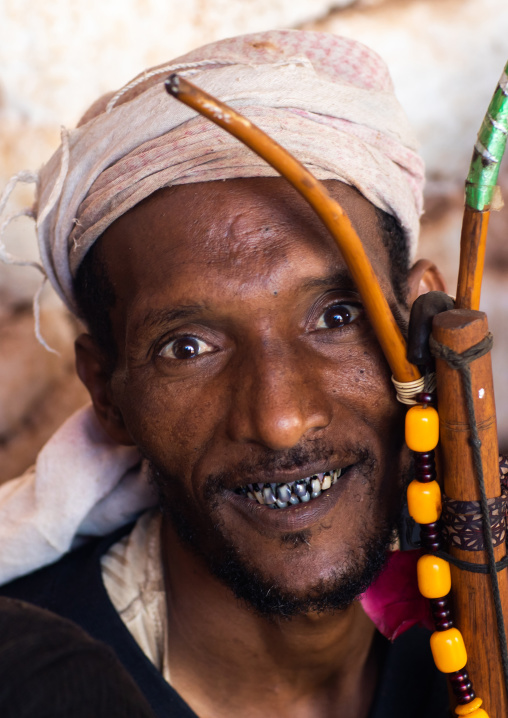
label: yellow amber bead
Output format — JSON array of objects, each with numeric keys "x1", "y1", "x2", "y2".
[
  {"x1": 417, "y1": 555, "x2": 451, "y2": 598},
  {"x1": 407, "y1": 480, "x2": 442, "y2": 524},
  {"x1": 430, "y1": 628, "x2": 467, "y2": 673},
  {"x1": 455, "y1": 698, "x2": 483, "y2": 715},
  {"x1": 405, "y1": 404, "x2": 439, "y2": 452}
]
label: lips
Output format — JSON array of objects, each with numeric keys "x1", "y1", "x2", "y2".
[
  {"x1": 226, "y1": 464, "x2": 355, "y2": 534},
  {"x1": 234, "y1": 468, "x2": 343, "y2": 508}
]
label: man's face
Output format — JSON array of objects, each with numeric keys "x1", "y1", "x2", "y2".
[{"x1": 98, "y1": 178, "x2": 410, "y2": 615}]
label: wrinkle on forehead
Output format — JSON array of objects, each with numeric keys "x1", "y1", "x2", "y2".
[{"x1": 100, "y1": 178, "x2": 389, "y2": 324}]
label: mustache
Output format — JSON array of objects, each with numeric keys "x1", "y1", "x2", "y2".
[{"x1": 202, "y1": 440, "x2": 376, "y2": 495}]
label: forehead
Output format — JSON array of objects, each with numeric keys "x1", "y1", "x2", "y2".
[{"x1": 99, "y1": 178, "x2": 388, "y2": 307}]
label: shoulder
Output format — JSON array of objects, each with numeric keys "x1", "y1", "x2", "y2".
[{"x1": 370, "y1": 626, "x2": 449, "y2": 718}]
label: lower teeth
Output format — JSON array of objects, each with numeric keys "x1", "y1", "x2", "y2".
[{"x1": 236, "y1": 469, "x2": 342, "y2": 509}]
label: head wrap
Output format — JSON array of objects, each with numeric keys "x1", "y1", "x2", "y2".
[{"x1": 26, "y1": 30, "x2": 424, "y2": 315}]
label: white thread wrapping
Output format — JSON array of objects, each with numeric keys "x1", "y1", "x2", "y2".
[
  {"x1": 499, "y1": 70, "x2": 508, "y2": 95},
  {"x1": 474, "y1": 139, "x2": 498, "y2": 164},
  {"x1": 391, "y1": 373, "x2": 437, "y2": 405}
]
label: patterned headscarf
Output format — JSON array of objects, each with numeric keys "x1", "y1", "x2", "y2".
[{"x1": 8, "y1": 29, "x2": 425, "y2": 315}]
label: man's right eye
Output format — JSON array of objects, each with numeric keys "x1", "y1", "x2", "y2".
[{"x1": 159, "y1": 336, "x2": 215, "y2": 360}]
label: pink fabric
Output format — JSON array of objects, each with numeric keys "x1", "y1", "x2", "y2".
[{"x1": 361, "y1": 549, "x2": 434, "y2": 641}]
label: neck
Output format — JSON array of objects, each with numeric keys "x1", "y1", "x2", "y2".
[{"x1": 161, "y1": 519, "x2": 379, "y2": 718}]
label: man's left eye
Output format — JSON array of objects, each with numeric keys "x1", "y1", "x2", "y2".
[
  {"x1": 159, "y1": 336, "x2": 215, "y2": 360},
  {"x1": 315, "y1": 303, "x2": 362, "y2": 330}
]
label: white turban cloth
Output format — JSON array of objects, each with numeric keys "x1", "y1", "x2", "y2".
[{"x1": 34, "y1": 29, "x2": 425, "y2": 315}]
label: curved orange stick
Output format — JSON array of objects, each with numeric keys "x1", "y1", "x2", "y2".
[{"x1": 165, "y1": 74, "x2": 419, "y2": 383}]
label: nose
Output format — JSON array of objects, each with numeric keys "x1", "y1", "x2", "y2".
[{"x1": 226, "y1": 342, "x2": 332, "y2": 451}]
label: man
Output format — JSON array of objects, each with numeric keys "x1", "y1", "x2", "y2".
[{"x1": 0, "y1": 31, "x2": 449, "y2": 716}]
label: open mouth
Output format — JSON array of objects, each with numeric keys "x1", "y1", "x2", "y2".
[{"x1": 234, "y1": 468, "x2": 344, "y2": 509}]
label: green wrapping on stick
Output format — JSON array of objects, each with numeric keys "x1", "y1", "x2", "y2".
[{"x1": 466, "y1": 61, "x2": 508, "y2": 211}]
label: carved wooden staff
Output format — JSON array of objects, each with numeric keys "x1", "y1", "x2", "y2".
[{"x1": 166, "y1": 65, "x2": 508, "y2": 715}]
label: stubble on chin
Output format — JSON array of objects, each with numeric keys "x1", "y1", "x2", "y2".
[{"x1": 148, "y1": 441, "x2": 408, "y2": 619}]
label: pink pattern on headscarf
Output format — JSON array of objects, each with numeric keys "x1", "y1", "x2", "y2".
[{"x1": 34, "y1": 30, "x2": 424, "y2": 313}]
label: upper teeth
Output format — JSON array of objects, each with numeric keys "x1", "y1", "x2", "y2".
[{"x1": 236, "y1": 469, "x2": 342, "y2": 508}]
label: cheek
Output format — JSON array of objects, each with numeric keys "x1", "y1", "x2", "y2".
[
  {"x1": 114, "y1": 369, "x2": 227, "y2": 474},
  {"x1": 321, "y1": 335, "x2": 401, "y2": 431}
]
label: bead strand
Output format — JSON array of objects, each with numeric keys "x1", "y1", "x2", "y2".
[{"x1": 405, "y1": 392, "x2": 489, "y2": 718}]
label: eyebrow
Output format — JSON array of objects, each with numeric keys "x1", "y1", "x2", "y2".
[
  {"x1": 301, "y1": 270, "x2": 358, "y2": 293},
  {"x1": 136, "y1": 273, "x2": 356, "y2": 333},
  {"x1": 136, "y1": 304, "x2": 208, "y2": 335},
  {"x1": 133, "y1": 272, "x2": 408, "y2": 339}
]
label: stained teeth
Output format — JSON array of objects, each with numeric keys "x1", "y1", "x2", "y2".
[
  {"x1": 277, "y1": 485, "x2": 291, "y2": 502},
  {"x1": 263, "y1": 487, "x2": 276, "y2": 504},
  {"x1": 295, "y1": 483, "x2": 307, "y2": 498},
  {"x1": 321, "y1": 474, "x2": 332, "y2": 491},
  {"x1": 240, "y1": 468, "x2": 346, "y2": 508},
  {"x1": 254, "y1": 490, "x2": 265, "y2": 504}
]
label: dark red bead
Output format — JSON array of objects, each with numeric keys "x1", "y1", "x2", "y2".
[
  {"x1": 420, "y1": 522, "x2": 442, "y2": 551},
  {"x1": 422, "y1": 521, "x2": 439, "y2": 533},
  {"x1": 415, "y1": 392, "x2": 434, "y2": 405},
  {"x1": 413, "y1": 451, "x2": 434, "y2": 464},
  {"x1": 429, "y1": 597, "x2": 453, "y2": 630},
  {"x1": 436, "y1": 618, "x2": 453, "y2": 630},
  {"x1": 417, "y1": 471, "x2": 435, "y2": 483},
  {"x1": 456, "y1": 690, "x2": 475, "y2": 705},
  {"x1": 413, "y1": 451, "x2": 436, "y2": 483},
  {"x1": 449, "y1": 669, "x2": 469, "y2": 686},
  {"x1": 422, "y1": 542, "x2": 441, "y2": 552},
  {"x1": 430, "y1": 596, "x2": 450, "y2": 609},
  {"x1": 448, "y1": 669, "x2": 476, "y2": 704},
  {"x1": 417, "y1": 467, "x2": 434, "y2": 476}
]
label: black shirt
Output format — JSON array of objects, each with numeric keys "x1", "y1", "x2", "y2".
[{"x1": 0, "y1": 527, "x2": 449, "y2": 717}]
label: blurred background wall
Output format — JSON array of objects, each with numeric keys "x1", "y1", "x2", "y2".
[{"x1": 1, "y1": 0, "x2": 507, "y2": 482}]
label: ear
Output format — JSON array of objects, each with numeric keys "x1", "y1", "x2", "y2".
[
  {"x1": 75, "y1": 333, "x2": 135, "y2": 445},
  {"x1": 407, "y1": 258, "x2": 448, "y2": 305}
]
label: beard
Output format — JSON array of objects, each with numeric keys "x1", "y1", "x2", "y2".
[{"x1": 149, "y1": 441, "x2": 404, "y2": 619}]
